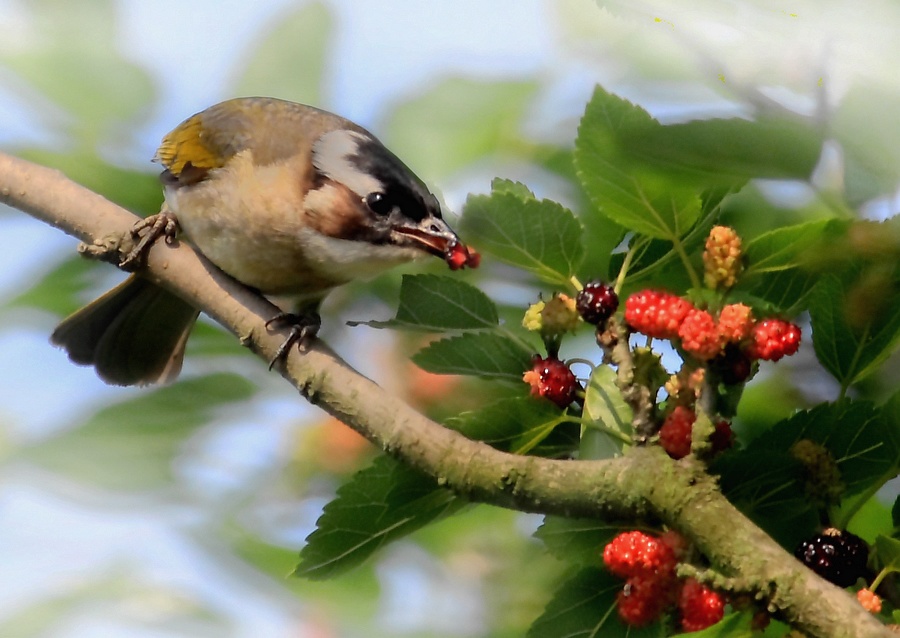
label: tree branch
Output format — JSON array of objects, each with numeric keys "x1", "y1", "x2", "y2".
[{"x1": 0, "y1": 151, "x2": 889, "y2": 638}]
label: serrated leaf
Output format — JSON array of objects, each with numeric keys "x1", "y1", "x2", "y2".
[
  {"x1": 297, "y1": 395, "x2": 571, "y2": 581},
  {"x1": 741, "y1": 219, "x2": 842, "y2": 312},
  {"x1": 231, "y1": 2, "x2": 331, "y2": 104},
  {"x1": 574, "y1": 86, "x2": 701, "y2": 240},
  {"x1": 748, "y1": 400, "x2": 900, "y2": 508},
  {"x1": 353, "y1": 274, "x2": 498, "y2": 331},
  {"x1": 461, "y1": 188, "x2": 584, "y2": 287},
  {"x1": 534, "y1": 516, "x2": 626, "y2": 565},
  {"x1": 21, "y1": 373, "x2": 257, "y2": 491},
  {"x1": 412, "y1": 332, "x2": 532, "y2": 381},
  {"x1": 810, "y1": 274, "x2": 900, "y2": 388},
  {"x1": 295, "y1": 455, "x2": 465, "y2": 580},
  {"x1": 491, "y1": 177, "x2": 535, "y2": 199},
  {"x1": 582, "y1": 365, "x2": 633, "y2": 458},
  {"x1": 527, "y1": 568, "x2": 658, "y2": 638}
]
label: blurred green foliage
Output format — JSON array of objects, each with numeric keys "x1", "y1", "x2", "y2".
[{"x1": 3, "y1": 1, "x2": 900, "y2": 637}]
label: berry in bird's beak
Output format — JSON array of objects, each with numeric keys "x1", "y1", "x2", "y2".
[
  {"x1": 391, "y1": 218, "x2": 479, "y2": 269},
  {"x1": 446, "y1": 241, "x2": 480, "y2": 270}
]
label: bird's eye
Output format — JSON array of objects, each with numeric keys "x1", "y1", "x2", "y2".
[{"x1": 365, "y1": 192, "x2": 394, "y2": 216}]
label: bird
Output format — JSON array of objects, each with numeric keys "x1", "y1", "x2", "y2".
[{"x1": 51, "y1": 97, "x2": 478, "y2": 386}]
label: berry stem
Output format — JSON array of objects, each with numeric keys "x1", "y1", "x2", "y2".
[
  {"x1": 566, "y1": 358, "x2": 597, "y2": 374},
  {"x1": 613, "y1": 244, "x2": 638, "y2": 294},
  {"x1": 569, "y1": 275, "x2": 583, "y2": 292},
  {"x1": 869, "y1": 566, "x2": 890, "y2": 593},
  {"x1": 600, "y1": 317, "x2": 658, "y2": 440}
]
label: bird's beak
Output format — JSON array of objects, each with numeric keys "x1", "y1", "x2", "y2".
[
  {"x1": 391, "y1": 216, "x2": 481, "y2": 270},
  {"x1": 391, "y1": 216, "x2": 461, "y2": 258}
]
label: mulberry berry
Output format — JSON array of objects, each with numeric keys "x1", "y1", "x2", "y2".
[
  {"x1": 576, "y1": 280, "x2": 619, "y2": 325},
  {"x1": 746, "y1": 319, "x2": 801, "y2": 361},
  {"x1": 659, "y1": 406, "x2": 696, "y2": 459},
  {"x1": 679, "y1": 578, "x2": 725, "y2": 632},
  {"x1": 522, "y1": 356, "x2": 579, "y2": 408},
  {"x1": 678, "y1": 308, "x2": 721, "y2": 360},
  {"x1": 794, "y1": 528, "x2": 869, "y2": 588},
  {"x1": 625, "y1": 290, "x2": 693, "y2": 340}
]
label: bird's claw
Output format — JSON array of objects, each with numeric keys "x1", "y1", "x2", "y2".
[
  {"x1": 119, "y1": 208, "x2": 180, "y2": 269},
  {"x1": 266, "y1": 310, "x2": 321, "y2": 369}
]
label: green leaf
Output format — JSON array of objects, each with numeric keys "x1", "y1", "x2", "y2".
[
  {"x1": 383, "y1": 78, "x2": 539, "y2": 178},
  {"x1": 412, "y1": 332, "x2": 532, "y2": 381},
  {"x1": 874, "y1": 535, "x2": 900, "y2": 574},
  {"x1": 619, "y1": 114, "x2": 822, "y2": 182},
  {"x1": 582, "y1": 364, "x2": 634, "y2": 458},
  {"x1": 741, "y1": 219, "x2": 842, "y2": 312},
  {"x1": 462, "y1": 186, "x2": 584, "y2": 287},
  {"x1": 353, "y1": 274, "x2": 498, "y2": 331},
  {"x1": 809, "y1": 274, "x2": 900, "y2": 387},
  {"x1": 741, "y1": 400, "x2": 900, "y2": 532},
  {"x1": 231, "y1": 2, "x2": 331, "y2": 104},
  {"x1": 527, "y1": 568, "x2": 658, "y2": 638},
  {"x1": 743, "y1": 220, "x2": 834, "y2": 277},
  {"x1": 490, "y1": 178, "x2": 536, "y2": 199},
  {"x1": 447, "y1": 396, "x2": 570, "y2": 455},
  {"x1": 534, "y1": 516, "x2": 625, "y2": 565},
  {"x1": 574, "y1": 86, "x2": 701, "y2": 240},
  {"x1": 296, "y1": 395, "x2": 575, "y2": 581},
  {"x1": 295, "y1": 455, "x2": 464, "y2": 580},
  {"x1": 296, "y1": 394, "x2": 575, "y2": 581},
  {"x1": 713, "y1": 449, "x2": 817, "y2": 549},
  {"x1": 21, "y1": 374, "x2": 257, "y2": 491}
]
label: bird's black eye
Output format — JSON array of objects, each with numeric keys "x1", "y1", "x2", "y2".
[{"x1": 365, "y1": 192, "x2": 394, "y2": 216}]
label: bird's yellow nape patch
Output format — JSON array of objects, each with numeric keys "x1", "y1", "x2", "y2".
[{"x1": 154, "y1": 114, "x2": 227, "y2": 178}]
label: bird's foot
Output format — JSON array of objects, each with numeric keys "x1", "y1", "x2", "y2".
[
  {"x1": 265, "y1": 309, "x2": 322, "y2": 369},
  {"x1": 119, "y1": 206, "x2": 180, "y2": 269}
]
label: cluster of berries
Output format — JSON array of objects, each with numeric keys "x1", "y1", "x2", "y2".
[
  {"x1": 603, "y1": 530, "x2": 725, "y2": 631},
  {"x1": 625, "y1": 290, "x2": 801, "y2": 365}
]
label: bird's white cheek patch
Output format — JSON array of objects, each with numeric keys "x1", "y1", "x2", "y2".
[{"x1": 312, "y1": 130, "x2": 385, "y2": 198}]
